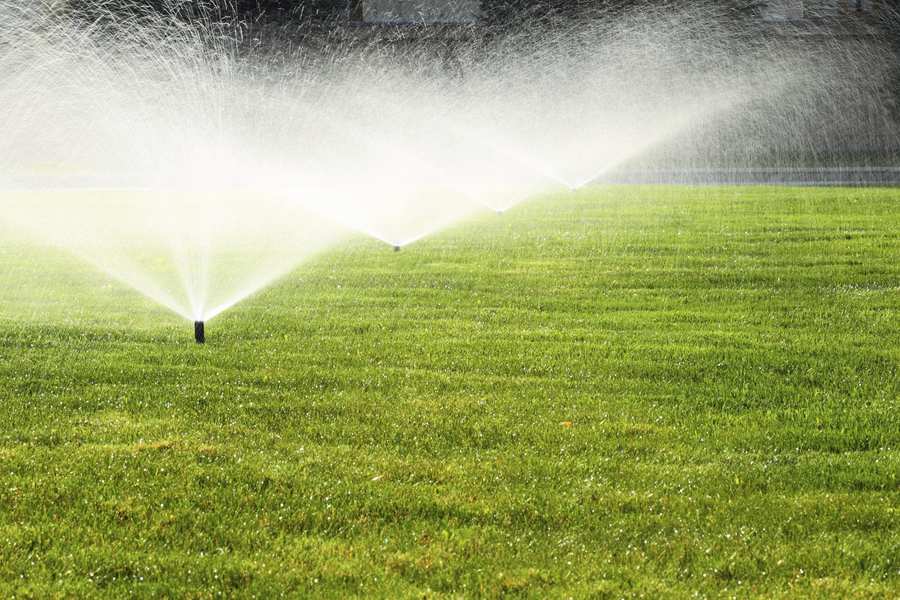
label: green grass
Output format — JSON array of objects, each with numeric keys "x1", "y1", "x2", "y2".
[{"x1": 0, "y1": 186, "x2": 898, "y2": 598}]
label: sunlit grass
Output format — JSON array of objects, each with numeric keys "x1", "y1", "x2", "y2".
[{"x1": 0, "y1": 186, "x2": 898, "y2": 597}]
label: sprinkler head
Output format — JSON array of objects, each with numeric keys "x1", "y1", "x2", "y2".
[
  {"x1": 194, "y1": 321, "x2": 205, "y2": 344},
  {"x1": 393, "y1": 245, "x2": 401, "y2": 252}
]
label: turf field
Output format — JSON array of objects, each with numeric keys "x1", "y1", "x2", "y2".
[{"x1": 0, "y1": 186, "x2": 898, "y2": 598}]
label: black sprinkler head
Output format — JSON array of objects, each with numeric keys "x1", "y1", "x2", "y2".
[
  {"x1": 194, "y1": 321, "x2": 205, "y2": 344},
  {"x1": 393, "y1": 245, "x2": 401, "y2": 252}
]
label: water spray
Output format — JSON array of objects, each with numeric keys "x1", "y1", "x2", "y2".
[{"x1": 2, "y1": 0, "x2": 897, "y2": 330}]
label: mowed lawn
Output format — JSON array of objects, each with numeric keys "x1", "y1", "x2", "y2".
[{"x1": 0, "y1": 186, "x2": 898, "y2": 598}]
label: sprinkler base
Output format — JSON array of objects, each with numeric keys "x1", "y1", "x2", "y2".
[{"x1": 194, "y1": 321, "x2": 205, "y2": 344}]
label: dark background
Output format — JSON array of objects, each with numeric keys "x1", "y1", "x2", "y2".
[
  {"x1": 62, "y1": 1, "x2": 893, "y2": 24},
  {"x1": 59, "y1": 0, "x2": 900, "y2": 164},
  {"x1": 58, "y1": 1, "x2": 900, "y2": 45}
]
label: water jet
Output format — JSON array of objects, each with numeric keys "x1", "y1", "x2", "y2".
[{"x1": 0, "y1": 1, "x2": 897, "y2": 331}]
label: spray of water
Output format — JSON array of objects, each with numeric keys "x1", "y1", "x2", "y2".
[{"x1": 0, "y1": 1, "x2": 896, "y2": 325}]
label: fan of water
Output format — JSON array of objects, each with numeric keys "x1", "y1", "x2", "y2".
[{"x1": 0, "y1": 1, "x2": 896, "y2": 330}]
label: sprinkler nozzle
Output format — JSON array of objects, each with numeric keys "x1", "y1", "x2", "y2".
[
  {"x1": 393, "y1": 245, "x2": 401, "y2": 252},
  {"x1": 194, "y1": 321, "x2": 205, "y2": 344}
]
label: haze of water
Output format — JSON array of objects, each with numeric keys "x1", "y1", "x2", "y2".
[{"x1": 0, "y1": 1, "x2": 895, "y2": 322}]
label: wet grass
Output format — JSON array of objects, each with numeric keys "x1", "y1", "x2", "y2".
[{"x1": 0, "y1": 185, "x2": 898, "y2": 598}]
